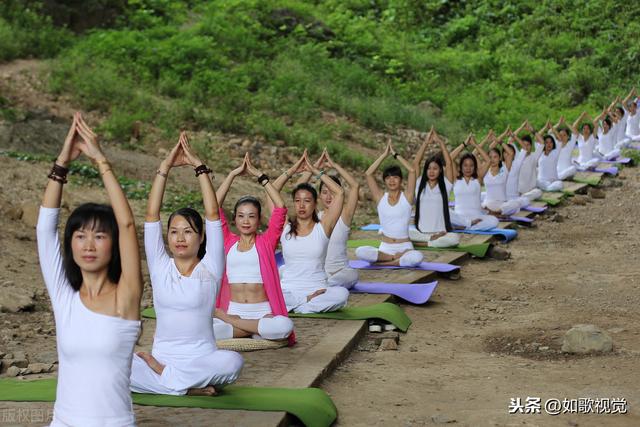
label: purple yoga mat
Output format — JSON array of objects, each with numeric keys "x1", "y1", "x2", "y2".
[
  {"x1": 352, "y1": 281, "x2": 438, "y2": 304},
  {"x1": 348, "y1": 259, "x2": 459, "y2": 273},
  {"x1": 522, "y1": 205, "x2": 547, "y2": 213},
  {"x1": 599, "y1": 157, "x2": 631, "y2": 164},
  {"x1": 595, "y1": 166, "x2": 618, "y2": 175}
]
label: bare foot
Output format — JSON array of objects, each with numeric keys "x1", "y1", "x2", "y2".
[
  {"x1": 187, "y1": 386, "x2": 217, "y2": 396},
  {"x1": 137, "y1": 352, "x2": 165, "y2": 375}
]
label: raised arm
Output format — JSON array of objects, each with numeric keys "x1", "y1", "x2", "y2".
[
  {"x1": 245, "y1": 153, "x2": 285, "y2": 208},
  {"x1": 324, "y1": 149, "x2": 360, "y2": 225},
  {"x1": 365, "y1": 143, "x2": 391, "y2": 203},
  {"x1": 180, "y1": 132, "x2": 219, "y2": 221},
  {"x1": 389, "y1": 144, "x2": 417, "y2": 202},
  {"x1": 216, "y1": 159, "x2": 246, "y2": 207},
  {"x1": 303, "y1": 154, "x2": 344, "y2": 236},
  {"x1": 469, "y1": 136, "x2": 490, "y2": 178},
  {"x1": 622, "y1": 87, "x2": 636, "y2": 108},
  {"x1": 266, "y1": 153, "x2": 306, "y2": 216},
  {"x1": 146, "y1": 138, "x2": 187, "y2": 222},
  {"x1": 436, "y1": 134, "x2": 455, "y2": 184},
  {"x1": 450, "y1": 143, "x2": 465, "y2": 161},
  {"x1": 75, "y1": 113, "x2": 142, "y2": 320},
  {"x1": 571, "y1": 112, "x2": 587, "y2": 135}
]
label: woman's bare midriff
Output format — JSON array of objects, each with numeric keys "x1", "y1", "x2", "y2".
[
  {"x1": 230, "y1": 283, "x2": 268, "y2": 304},
  {"x1": 381, "y1": 235, "x2": 410, "y2": 244}
]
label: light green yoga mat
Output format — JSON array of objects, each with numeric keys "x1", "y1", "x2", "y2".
[
  {"x1": 0, "y1": 378, "x2": 337, "y2": 427},
  {"x1": 144, "y1": 303, "x2": 412, "y2": 332},
  {"x1": 540, "y1": 195, "x2": 563, "y2": 205},
  {"x1": 289, "y1": 302, "x2": 412, "y2": 332},
  {"x1": 572, "y1": 175, "x2": 601, "y2": 186},
  {"x1": 347, "y1": 238, "x2": 490, "y2": 258}
]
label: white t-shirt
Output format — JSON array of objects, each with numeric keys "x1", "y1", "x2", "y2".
[
  {"x1": 538, "y1": 148, "x2": 560, "y2": 181},
  {"x1": 414, "y1": 177, "x2": 452, "y2": 233},
  {"x1": 557, "y1": 136, "x2": 576, "y2": 172},
  {"x1": 484, "y1": 167, "x2": 509, "y2": 203},
  {"x1": 518, "y1": 143, "x2": 544, "y2": 194},
  {"x1": 626, "y1": 109, "x2": 640, "y2": 138},
  {"x1": 319, "y1": 212, "x2": 350, "y2": 274},
  {"x1": 377, "y1": 192, "x2": 412, "y2": 239},
  {"x1": 506, "y1": 148, "x2": 526, "y2": 200},
  {"x1": 576, "y1": 134, "x2": 597, "y2": 165}
]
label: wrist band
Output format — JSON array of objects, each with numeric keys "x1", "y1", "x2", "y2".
[
  {"x1": 194, "y1": 164, "x2": 212, "y2": 177},
  {"x1": 157, "y1": 169, "x2": 168, "y2": 178},
  {"x1": 257, "y1": 174, "x2": 269, "y2": 186},
  {"x1": 48, "y1": 162, "x2": 69, "y2": 184},
  {"x1": 100, "y1": 168, "x2": 113, "y2": 176},
  {"x1": 392, "y1": 152, "x2": 398, "y2": 159},
  {"x1": 315, "y1": 170, "x2": 325, "y2": 180}
]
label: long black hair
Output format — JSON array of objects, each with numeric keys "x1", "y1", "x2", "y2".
[
  {"x1": 415, "y1": 155, "x2": 451, "y2": 233},
  {"x1": 457, "y1": 153, "x2": 478, "y2": 180},
  {"x1": 543, "y1": 134, "x2": 556, "y2": 150},
  {"x1": 488, "y1": 147, "x2": 503, "y2": 169},
  {"x1": 287, "y1": 183, "x2": 319, "y2": 239},
  {"x1": 167, "y1": 207, "x2": 206, "y2": 259},
  {"x1": 63, "y1": 203, "x2": 121, "y2": 292}
]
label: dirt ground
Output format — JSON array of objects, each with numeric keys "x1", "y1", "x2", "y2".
[{"x1": 1, "y1": 60, "x2": 639, "y2": 426}]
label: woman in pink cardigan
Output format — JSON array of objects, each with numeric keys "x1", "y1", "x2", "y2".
[{"x1": 213, "y1": 154, "x2": 295, "y2": 345}]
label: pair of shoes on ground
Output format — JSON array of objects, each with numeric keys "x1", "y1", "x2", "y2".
[{"x1": 368, "y1": 320, "x2": 397, "y2": 333}]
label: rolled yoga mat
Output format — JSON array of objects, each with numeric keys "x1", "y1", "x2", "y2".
[
  {"x1": 348, "y1": 235, "x2": 490, "y2": 257},
  {"x1": 0, "y1": 378, "x2": 337, "y2": 427},
  {"x1": 351, "y1": 281, "x2": 438, "y2": 304},
  {"x1": 348, "y1": 258, "x2": 459, "y2": 274},
  {"x1": 289, "y1": 302, "x2": 412, "y2": 332},
  {"x1": 454, "y1": 227, "x2": 517, "y2": 242}
]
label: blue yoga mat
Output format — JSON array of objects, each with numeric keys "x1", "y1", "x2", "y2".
[
  {"x1": 360, "y1": 223, "x2": 382, "y2": 231},
  {"x1": 454, "y1": 228, "x2": 517, "y2": 242}
]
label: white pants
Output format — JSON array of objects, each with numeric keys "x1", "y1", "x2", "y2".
[
  {"x1": 212, "y1": 301, "x2": 293, "y2": 341},
  {"x1": 537, "y1": 179, "x2": 564, "y2": 192},
  {"x1": 575, "y1": 158, "x2": 599, "y2": 170},
  {"x1": 327, "y1": 267, "x2": 359, "y2": 289},
  {"x1": 558, "y1": 166, "x2": 577, "y2": 180},
  {"x1": 130, "y1": 350, "x2": 243, "y2": 395},
  {"x1": 283, "y1": 286, "x2": 349, "y2": 314},
  {"x1": 450, "y1": 210, "x2": 499, "y2": 231},
  {"x1": 408, "y1": 227, "x2": 460, "y2": 247},
  {"x1": 521, "y1": 188, "x2": 542, "y2": 201},
  {"x1": 598, "y1": 148, "x2": 620, "y2": 160},
  {"x1": 355, "y1": 240, "x2": 424, "y2": 266},
  {"x1": 482, "y1": 199, "x2": 520, "y2": 216},
  {"x1": 616, "y1": 138, "x2": 630, "y2": 149},
  {"x1": 629, "y1": 134, "x2": 640, "y2": 142}
]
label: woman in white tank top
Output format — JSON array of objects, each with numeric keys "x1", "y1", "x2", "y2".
[
  {"x1": 295, "y1": 149, "x2": 360, "y2": 289},
  {"x1": 211, "y1": 153, "x2": 294, "y2": 343},
  {"x1": 611, "y1": 104, "x2": 630, "y2": 149},
  {"x1": 595, "y1": 112, "x2": 621, "y2": 160},
  {"x1": 569, "y1": 111, "x2": 600, "y2": 169},
  {"x1": 537, "y1": 133, "x2": 564, "y2": 192},
  {"x1": 355, "y1": 140, "x2": 425, "y2": 265},
  {"x1": 130, "y1": 132, "x2": 243, "y2": 397},
  {"x1": 550, "y1": 119, "x2": 577, "y2": 180},
  {"x1": 268, "y1": 151, "x2": 350, "y2": 313},
  {"x1": 37, "y1": 113, "x2": 142, "y2": 426}
]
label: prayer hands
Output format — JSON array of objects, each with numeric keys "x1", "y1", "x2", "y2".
[{"x1": 73, "y1": 112, "x2": 106, "y2": 164}]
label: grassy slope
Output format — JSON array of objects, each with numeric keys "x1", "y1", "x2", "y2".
[{"x1": 2, "y1": 0, "x2": 640, "y2": 166}]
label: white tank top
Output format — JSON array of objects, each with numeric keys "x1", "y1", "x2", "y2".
[
  {"x1": 484, "y1": 167, "x2": 508, "y2": 203},
  {"x1": 597, "y1": 128, "x2": 615, "y2": 155},
  {"x1": 614, "y1": 120, "x2": 627, "y2": 143},
  {"x1": 226, "y1": 242, "x2": 262, "y2": 284},
  {"x1": 280, "y1": 222, "x2": 329, "y2": 292},
  {"x1": 557, "y1": 136, "x2": 576, "y2": 172},
  {"x1": 518, "y1": 144, "x2": 543, "y2": 194},
  {"x1": 506, "y1": 149, "x2": 526, "y2": 200},
  {"x1": 414, "y1": 177, "x2": 453, "y2": 233},
  {"x1": 538, "y1": 148, "x2": 560, "y2": 181},
  {"x1": 577, "y1": 134, "x2": 597, "y2": 164},
  {"x1": 453, "y1": 178, "x2": 483, "y2": 218},
  {"x1": 627, "y1": 110, "x2": 640, "y2": 137},
  {"x1": 319, "y1": 211, "x2": 350, "y2": 274},
  {"x1": 378, "y1": 192, "x2": 412, "y2": 239}
]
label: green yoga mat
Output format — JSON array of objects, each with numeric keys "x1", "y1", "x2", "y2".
[
  {"x1": 347, "y1": 238, "x2": 489, "y2": 258},
  {"x1": 573, "y1": 175, "x2": 601, "y2": 186},
  {"x1": 540, "y1": 196, "x2": 563, "y2": 205},
  {"x1": 145, "y1": 303, "x2": 411, "y2": 332},
  {"x1": 0, "y1": 378, "x2": 337, "y2": 427},
  {"x1": 290, "y1": 302, "x2": 412, "y2": 332}
]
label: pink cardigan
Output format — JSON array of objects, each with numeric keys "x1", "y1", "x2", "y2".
[{"x1": 215, "y1": 206, "x2": 296, "y2": 346}]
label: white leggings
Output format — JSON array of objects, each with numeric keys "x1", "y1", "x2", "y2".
[
  {"x1": 537, "y1": 179, "x2": 564, "y2": 192},
  {"x1": 327, "y1": 267, "x2": 359, "y2": 289},
  {"x1": 558, "y1": 166, "x2": 577, "y2": 180},
  {"x1": 283, "y1": 286, "x2": 349, "y2": 314},
  {"x1": 616, "y1": 138, "x2": 630, "y2": 149},
  {"x1": 575, "y1": 158, "x2": 599, "y2": 170},
  {"x1": 450, "y1": 210, "x2": 499, "y2": 231},
  {"x1": 130, "y1": 350, "x2": 243, "y2": 395},
  {"x1": 408, "y1": 227, "x2": 460, "y2": 247},
  {"x1": 598, "y1": 148, "x2": 620, "y2": 160},
  {"x1": 355, "y1": 240, "x2": 424, "y2": 266},
  {"x1": 212, "y1": 301, "x2": 293, "y2": 341},
  {"x1": 482, "y1": 199, "x2": 520, "y2": 216}
]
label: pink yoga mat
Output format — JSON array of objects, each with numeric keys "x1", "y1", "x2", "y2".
[
  {"x1": 348, "y1": 259, "x2": 459, "y2": 273},
  {"x1": 352, "y1": 281, "x2": 438, "y2": 304}
]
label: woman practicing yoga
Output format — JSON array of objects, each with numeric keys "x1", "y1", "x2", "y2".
[
  {"x1": 37, "y1": 113, "x2": 142, "y2": 426},
  {"x1": 550, "y1": 117, "x2": 577, "y2": 180},
  {"x1": 623, "y1": 87, "x2": 640, "y2": 142},
  {"x1": 296, "y1": 149, "x2": 360, "y2": 289},
  {"x1": 271, "y1": 151, "x2": 350, "y2": 313},
  {"x1": 130, "y1": 132, "x2": 243, "y2": 397},
  {"x1": 594, "y1": 107, "x2": 621, "y2": 160},
  {"x1": 473, "y1": 136, "x2": 521, "y2": 217},
  {"x1": 449, "y1": 135, "x2": 500, "y2": 231},
  {"x1": 570, "y1": 112, "x2": 600, "y2": 170},
  {"x1": 510, "y1": 122, "x2": 544, "y2": 201},
  {"x1": 212, "y1": 153, "x2": 294, "y2": 343},
  {"x1": 355, "y1": 140, "x2": 426, "y2": 261},
  {"x1": 611, "y1": 102, "x2": 630, "y2": 149},
  {"x1": 536, "y1": 124, "x2": 564, "y2": 192}
]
